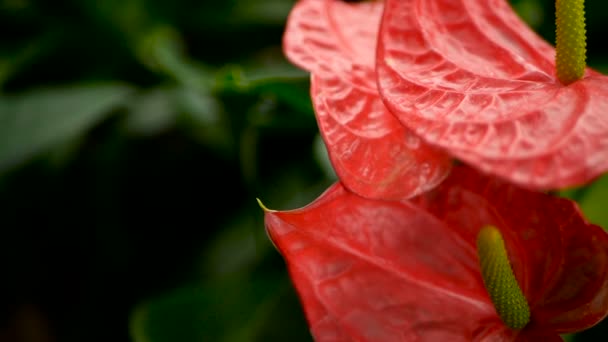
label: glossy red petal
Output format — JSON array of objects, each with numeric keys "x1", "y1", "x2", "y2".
[
  {"x1": 285, "y1": 0, "x2": 451, "y2": 199},
  {"x1": 530, "y1": 216, "x2": 608, "y2": 333},
  {"x1": 414, "y1": 166, "x2": 600, "y2": 312},
  {"x1": 415, "y1": 166, "x2": 608, "y2": 333},
  {"x1": 312, "y1": 74, "x2": 451, "y2": 200},
  {"x1": 377, "y1": 0, "x2": 608, "y2": 189},
  {"x1": 264, "y1": 183, "x2": 500, "y2": 341},
  {"x1": 283, "y1": 0, "x2": 381, "y2": 82}
]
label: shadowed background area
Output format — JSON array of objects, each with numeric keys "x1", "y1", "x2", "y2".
[{"x1": 0, "y1": 0, "x2": 606, "y2": 341}]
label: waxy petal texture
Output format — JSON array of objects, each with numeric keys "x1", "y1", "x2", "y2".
[
  {"x1": 264, "y1": 182, "x2": 500, "y2": 341},
  {"x1": 532, "y1": 217, "x2": 608, "y2": 333},
  {"x1": 415, "y1": 167, "x2": 566, "y2": 307},
  {"x1": 376, "y1": 0, "x2": 608, "y2": 189},
  {"x1": 415, "y1": 167, "x2": 608, "y2": 335},
  {"x1": 285, "y1": 0, "x2": 451, "y2": 200},
  {"x1": 264, "y1": 166, "x2": 608, "y2": 340}
]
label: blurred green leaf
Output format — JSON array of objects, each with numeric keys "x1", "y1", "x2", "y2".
[
  {"x1": 125, "y1": 86, "x2": 176, "y2": 136},
  {"x1": 511, "y1": 0, "x2": 545, "y2": 29},
  {"x1": 590, "y1": 63, "x2": 608, "y2": 74},
  {"x1": 0, "y1": 83, "x2": 132, "y2": 171},
  {"x1": 76, "y1": 0, "x2": 152, "y2": 42},
  {"x1": 43, "y1": 134, "x2": 86, "y2": 170},
  {"x1": 130, "y1": 276, "x2": 287, "y2": 342},
  {"x1": 176, "y1": 87, "x2": 222, "y2": 126},
  {"x1": 231, "y1": 0, "x2": 295, "y2": 26},
  {"x1": 199, "y1": 213, "x2": 265, "y2": 279},
  {"x1": 217, "y1": 50, "x2": 308, "y2": 92},
  {"x1": 138, "y1": 26, "x2": 215, "y2": 90},
  {"x1": 0, "y1": 29, "x2": 61, "y2": 90},
  {"x1": 253, "y1": 80, "x2": 313, "y2": 115},
  {"x1": 235, "y1": 48, "x2": 313, "y2": 116},
  {"x1": 562, "y1": 333, "x2": 575, "y2": 342},
  {"x1": 313, "y1": 133, "x2": 337, "y2": 181},
  {"x1": 577, "y1": 174, "x2": 608, "y2": 229},
  {"x1": 215, "y1": 61, "x2": 313, "y2": 135},
  {"x1": 174, "y1": 88, "x2": 233, "y2": 156},
  {"x1": 241, "y1": 63, "x2": 308, "y2": 87}
]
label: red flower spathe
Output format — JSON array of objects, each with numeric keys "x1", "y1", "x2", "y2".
[
  {"x1": 263, "y1": 166, "x2": 608, "y2": 341},
  {"x1": 283, "y1": 0, "x2": 451, "y2": 200},
  {"x1": 376, "y1": 0, "x2": 608, "y2": 189}
]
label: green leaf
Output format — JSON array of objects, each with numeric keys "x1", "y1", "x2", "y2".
[
  {"x1": 0, "y1": 29, "x2": 62, "y2": 89},
  {"x1": 313, "y1": 134, "x2": 337, "y2": 181},
  {"x1": 511, "y1": 0, "x2": 545, "y2": 29},
  {"x1": 200, "y1": 208, "x2": 272, "y2": 279},
  {"x1": 137, "y1": 26, "x2": 214, "y2": 91},
  {"x1": 129, "y1": 277, "x2": 288, "y2": 342},
  {"x1": 562, "y1": 333, "x2": 575, "y2": 342},
  {"x1": 174, "y1": 87, "x2": 232, "y2": 156},
  {"x1": 0, "y1": 83, "x2": 132, "y2": 171},
  {"x1": 230, "y1": 0, "x2": 295, "y2": 26},
  {"x1": 125, "y1": 87, "x2": 176, "y2": 136},
  {"x1": 228, "y1": 48, "x2": 312, "y2": 115},
  {"x1": 578, "y1": 174, "x2": 608, "y2": 229},
  {"x1": 217, "y1": 54, "x2": 308, "y2": 93}
]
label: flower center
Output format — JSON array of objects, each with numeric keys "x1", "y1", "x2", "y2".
[
  {"x1": 476, "y1": 226, "x2": 530, "y2": 330},
  {"x1": 555, "y1": 0, "x2": 587, "y2": 85}
]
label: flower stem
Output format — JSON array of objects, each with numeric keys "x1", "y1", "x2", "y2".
[{"x1": 555, "y1": 0, "x2": 587, "y2": 85}]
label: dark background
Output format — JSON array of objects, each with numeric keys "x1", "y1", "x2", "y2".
[{"x1": 0, "y1": 0, "x2": 606, "y2": 341}]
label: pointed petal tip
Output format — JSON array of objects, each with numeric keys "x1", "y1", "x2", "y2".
[{"x1": 256, "y1": 198, "x2": 275, "y2": 213}]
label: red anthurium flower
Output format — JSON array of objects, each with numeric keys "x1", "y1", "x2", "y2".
[
  {"x1": 376, "y1": 0, "x2": 608, "y2": 190},
  {"x1": 263, "y1": 166, "x2": 608, "y2": 341},
  {"x1": 283, "y1": 0, "x2": 451, "y2": 200}
]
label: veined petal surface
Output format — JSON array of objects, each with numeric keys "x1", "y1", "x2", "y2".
[
  {"x1": 264, "y1": 182, "x2": 502, "y2": 341},
  {"x1": 531, "y1": 214, "x2": 608, "y2": 333},
  {"x1": 414, "y1": 166, "x2": 608, "y2": 334},
  {"x1": 285, "y1": 0, "x2": 451, "y2": 199},
  {"x1": 284, "y1": 0, "x2": 381, "y2": 82},
  {"x1": 264, "y1": 166, "x2": 608, "y2": 340},
  {"x1": 415, "y1": 166, "x2": 567, "y2": 306},
  {"x1": 377, "y1": 0, "x2": 608, "y2": 189},
  {"x1": 312, "y1": 74, "x2": 450, "y2": 199}
]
